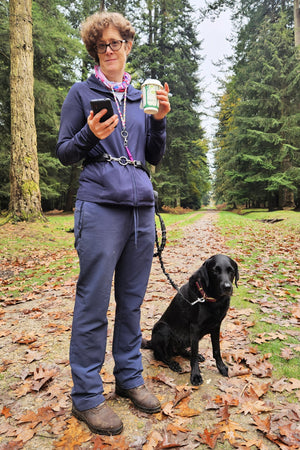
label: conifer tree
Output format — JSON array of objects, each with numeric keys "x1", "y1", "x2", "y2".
[
  {"x1": 214, "y1": 2, "x2": 300, "y2": 209},
  {"x1": 128, "y1": 0, "x2": 208, "y2": 208}
]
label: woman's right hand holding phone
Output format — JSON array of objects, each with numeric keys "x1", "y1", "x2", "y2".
[{"x1": 88, "y1": 110, "x2": 119, "y2": 140}]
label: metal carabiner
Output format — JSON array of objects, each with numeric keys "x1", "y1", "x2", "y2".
[
  {"x1": 118, "y1": 156, "x2": 129, "y2": 166},
  {"x1": 121, "y1": 129, "x2": 128, "y2": 146}
]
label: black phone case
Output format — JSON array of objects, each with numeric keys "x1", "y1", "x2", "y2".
[{"x1": 90, "y1": 98, "x2": 114, "y2": 122}]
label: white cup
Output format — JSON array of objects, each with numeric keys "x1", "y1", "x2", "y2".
[{"x1": 141, "y1": 79, "x2": 163, "y2": 114}]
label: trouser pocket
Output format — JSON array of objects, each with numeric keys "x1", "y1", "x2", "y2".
[{"x1": 74, "y1": 200, "x2": 84, "y2": 251}]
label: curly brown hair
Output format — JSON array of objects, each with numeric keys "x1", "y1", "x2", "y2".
[{"x1": 80, "y1": 11, "x2": 135, "y2": 64}]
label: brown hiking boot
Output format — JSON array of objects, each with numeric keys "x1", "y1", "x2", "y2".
[
  {"x1": 72, "y1": 401, "x2": 123, "y2": 435},
  {"x1": 115, "y1": 384, "x2": 161, "y2": 413}
]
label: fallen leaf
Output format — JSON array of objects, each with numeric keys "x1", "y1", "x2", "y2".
[
  {"x1": 143, "y1": 430, "x2": 164, "y2": 450},
  {"x1": 166, "y1": 423, "x2": 190, "y2": 434},
  {"x1": 18, "y1": 406, "x2": 63, "y2": 429},
  {"x1": 238, "y1": 399, "x2": 273, "y2": 416},
  {"x1": 173, "y1": 397, "x2": 201, "y2": 418},
  {"x1": 280, "y1": 347, "x2": 294, "y2": 360},
  {"x1": 91, "y1": 434, "x2": 131, "y2": 449},
  {"x1": 1, "y1": 406, "x2": 12, "y2": 419},
  {"x1": 197, "y1": 427, "x2": 220, "y2": 449},
  {"x1": 54, "y1": 416, "x2": 91, "y2": 448},
  {"x1": 31, "y1": 366, "x2": 59, "y2": 391},
  {"x1": 218, "y1": 418, "x2": 247, "y2": 445},
  {"x1": 15, "y1": 425, "x2": 36, "y2": 444}
]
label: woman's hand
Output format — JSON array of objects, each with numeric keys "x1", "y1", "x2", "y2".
[
  {"x1": 153, "y1": 82, "x2": 171, "y2": 121},
  {"x1": 87, "y1": 110, "x2": 119, "y2": 140}
]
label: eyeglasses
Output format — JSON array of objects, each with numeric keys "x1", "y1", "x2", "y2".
[{"x1": 97, "y1": 40, "x2": 127, "y2": 54}]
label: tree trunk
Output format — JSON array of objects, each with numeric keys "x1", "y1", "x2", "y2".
[
  {"x1": 176, "y1": 187, "x2": 180, "y2": 207},
  {"x1": 64, "y1": 165, "x2": 80, "y2": 212},
  {"x1": 294, "y1": 0, "x2": 300, "y2": 52},
  {"x1": 9, "y1": 0, "x2": 43, "y2": 221},
  {"x1": 279, "y1": 156, "x2": 295, "y2": 208}
]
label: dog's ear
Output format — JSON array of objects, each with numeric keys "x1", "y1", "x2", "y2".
[
  {"x1": 231, "y1": 259, "x2": 239, "y2": 288},
  {"x1": 191, "y1": 262, "x2": 209, "y2": 290}
]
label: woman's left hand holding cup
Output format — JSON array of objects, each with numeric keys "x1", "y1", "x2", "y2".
[{"x1": 153, "y1": 82, "x2": 171, "y2": 121}]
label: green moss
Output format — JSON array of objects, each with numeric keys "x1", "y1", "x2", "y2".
[{"x1": 21, "y1": 180, "x2": 40, "y2": 198}]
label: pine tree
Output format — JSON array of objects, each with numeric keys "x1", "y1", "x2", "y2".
[
  {"x1": 128, "y1": 0, "x2": 209, "y2": 208},
  {"x1": 33, "y1": 0, "x2": 82, "y2": 211},
  {"x1": 214, "y1": 3, "x2": 300, "y2": 209}
]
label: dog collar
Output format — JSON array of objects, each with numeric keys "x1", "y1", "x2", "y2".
[
  {"x1": 179, "y1": 282, "x2": 217, "y2": 306},
  {"x1": 190, "y1": 281, "x2": 216, "y2": 305}
]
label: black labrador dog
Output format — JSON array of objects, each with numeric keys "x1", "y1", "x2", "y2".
[{"x1": 142, "y1": 254, "x2": 239, "y2": 385}]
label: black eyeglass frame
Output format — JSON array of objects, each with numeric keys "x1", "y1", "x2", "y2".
[{"x1": 97, "y1": 40, "x2": 127, "y2": 54}]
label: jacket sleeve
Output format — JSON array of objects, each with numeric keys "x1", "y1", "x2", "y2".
[
  {"x1": 145, "y1": 116, "x2": 167, "y2": 166},
  {"x1": 56, "y1": 84, "x2": 99, "y2": 166}
]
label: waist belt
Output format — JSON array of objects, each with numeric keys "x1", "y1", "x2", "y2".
[{"x1": 83, "y1": 152, "x2": 150, "y2": 178}]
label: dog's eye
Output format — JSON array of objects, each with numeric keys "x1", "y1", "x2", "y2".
[
  {"x1": 227, "y1": 267, "x2": 234, "y2": 277},
  {"x1": 214, "y1": 266, "x2": 221, "y2": 274}
]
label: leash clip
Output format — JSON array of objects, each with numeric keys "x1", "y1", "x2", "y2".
[
  {"x1": 121, "y1": 129, "x2": 128, "y2": 146},
  {"x1": 190, "y1": 297, "x2": 206, "y2": 306}
]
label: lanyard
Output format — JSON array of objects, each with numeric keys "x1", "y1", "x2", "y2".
[{"x1": 111, "y1": 87, "x2": 134, "y2": 161}]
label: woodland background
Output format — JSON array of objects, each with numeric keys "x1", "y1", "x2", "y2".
[{"x1": 1, "y1": 0, "x2": 300, "y2": 219}]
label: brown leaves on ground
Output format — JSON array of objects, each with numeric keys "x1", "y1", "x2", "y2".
[{"x1": 0, "y1": 212, "x2": 299, "y2": 449}]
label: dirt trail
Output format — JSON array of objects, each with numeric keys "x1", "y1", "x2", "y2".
[{"x1": 0, "y1": 212, "x2": 298, "y2": 449}]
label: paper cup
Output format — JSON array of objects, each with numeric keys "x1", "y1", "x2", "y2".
[{"x1": 141, "y1": 79, "x2": 163, "y2": 114}]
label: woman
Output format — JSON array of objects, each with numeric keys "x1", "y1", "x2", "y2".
[{"x1": 56, "y1": 11, "x2": 170, "y2": 436}]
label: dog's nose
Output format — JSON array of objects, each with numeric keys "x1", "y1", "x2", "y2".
[{"x1": 224, "y1": 282, "x2": 232, "y2": 292}]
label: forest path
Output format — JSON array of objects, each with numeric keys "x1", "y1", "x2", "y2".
[{"x1": 0, "y1": 211, "x2": 298, "y2": 449}]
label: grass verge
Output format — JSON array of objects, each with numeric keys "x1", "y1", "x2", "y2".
[
  {"x1": 0, "y1": 214, "x2": 77, "y2": 300},
  {"x1": 217, "y1": 210, "x2": 300, "y2": 380}
]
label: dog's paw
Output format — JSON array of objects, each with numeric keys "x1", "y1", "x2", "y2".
[
  {"x1": 190, "y1": 373, "x2": 203, "y2": 386},
  {"x1": 218, "y1": 364, "x2": 229, "y2": 377},
  {"x1": 197, "y1": 353, "x2": 205, "y2": 363},
  {"x1": 169, "y1": 361, "x2": 182, "y2": 372}
]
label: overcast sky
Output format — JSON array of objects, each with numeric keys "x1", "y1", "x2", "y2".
[{"x1": 190, "y1": 1, "x2": 234, "y2": 138}]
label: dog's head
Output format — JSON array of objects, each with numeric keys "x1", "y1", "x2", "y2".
[{"x1": 190, "y1": 254, "x2": 239, "y2": 299}]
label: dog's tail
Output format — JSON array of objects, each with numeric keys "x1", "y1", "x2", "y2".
[{"x1": 141, "y1": 337, "x2": 152, "y2": 349}]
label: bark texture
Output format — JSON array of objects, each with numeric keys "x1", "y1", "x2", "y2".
[{"x1": 9, "y1": 0, "x2": 43, "y2": 221}]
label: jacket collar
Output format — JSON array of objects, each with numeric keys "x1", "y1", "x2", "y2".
[{"x1": 86, "y1": 74, "x2": 142, "y2": 101}]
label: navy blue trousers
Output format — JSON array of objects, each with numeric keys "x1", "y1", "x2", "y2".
[{"x1": 70, "y1": 200, "x2": 155, "y2": 411}]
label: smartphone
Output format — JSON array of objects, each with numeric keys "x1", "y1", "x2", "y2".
[{"x1": 90, "y1": 98, "x2": 114, "y2": 122}]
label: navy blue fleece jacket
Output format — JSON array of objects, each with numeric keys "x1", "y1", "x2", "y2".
[{"x1": 56, "y1": 74, "x2": 167, "y2": 207}]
